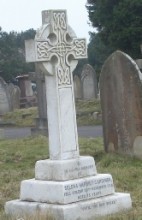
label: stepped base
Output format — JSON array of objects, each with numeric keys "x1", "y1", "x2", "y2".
[
  {"x1": 20, "y1": 174, "x2": 114, "y2": 204},
  {"x1": 35, "y1": 156, "x2": 97, "y2": 181},
  {"x1": 5, "y1": 193, "x2": 132, "y2": 220}
]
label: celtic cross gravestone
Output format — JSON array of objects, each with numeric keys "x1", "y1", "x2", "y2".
[
  {"x1": 5, "y1": 10, "x2": 132, "y2": 220},
  {"x1": 25, "y1": 10, "x2": 87, "y2": 160}
]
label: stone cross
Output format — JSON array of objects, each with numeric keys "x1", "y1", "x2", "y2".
[{"x1": 25, "y1": 10, "x2": 87, "y2": 160}]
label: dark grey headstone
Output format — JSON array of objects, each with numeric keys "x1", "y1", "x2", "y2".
[
  {"x1": 0, "y1": 77, "x2": 10, "y2": 115},
  {"x1": 100, "y1": 50, "x2": 142, "y2": 158},
  {"x1": 7, "y1": 83, "x2": 21, "y2": 110},
  {"x1": 81, "y1": 64, "x2": 98, "y2": 99},
  {"x1": 29, "y1": 67, "x2": 48, "y2": 136},
  {"x1": 73, "y1": 75, "x2": 82, "y2": 99}
]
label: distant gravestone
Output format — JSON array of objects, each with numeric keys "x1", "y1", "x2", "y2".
[
  {"x1": 16, "y1": 75, "x2": 33, "y2": 97},
  {"x1": 29, "y1": 69, "x2": 48, "y2": 135},
  {"x1": 16, "y1": 75, "x2": 36, "y2": 108},
  {"x1": 73, "y1": 75, "x2": 82, "y2": 99},
  {"x1": 81, "y1": 64, "x2": 98, "y2": 99},
  {"x1": 0, "y1": 77, "x2": 10, "y2": 115},
  {"x1": 35, "y1": 66, "x2": 47, "y2": 128},
  {"x1": 7, "y1": 83, "x2": 21, "y2": 110},
  {"x1": 100, "y1": 50, "x2": 142, "y2": 158}
]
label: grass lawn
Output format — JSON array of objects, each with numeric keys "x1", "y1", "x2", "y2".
[
  {"x1": 1, "y1": 99, "x2": 102, "y2": 127},
  {"x1": 0, "y1": 136, "x2": 142, "y2": 219}
]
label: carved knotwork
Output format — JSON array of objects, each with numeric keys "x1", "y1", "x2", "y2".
[{"x1": 35, "y1": 11, "x2": 87, "y2": 86}]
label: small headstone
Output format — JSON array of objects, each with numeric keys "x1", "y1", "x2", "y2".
[
  {"x1": 73, "y1": 75, "x2": 82, "y2": 99},
  {"x1": 7, "y1": 83, "x2": 21, "y2": 110},
  {"x1": 0, "y1": 77, "x2": 10, "y2": 115},
  {"x1": 16, "y1": 74, "x2": 33, "y2": 97},
  {"x1": 16, "y1": 75, "x2": 36, "y2": 108},
  {"x1": 100, "y1": 50, "x2": 142, "y2": 158},
  {"x1": 29, "y1": 68, "x2": 48, "y2": 135},
  {"x1": 5, "y1": 11, "x2": 132, "y2": 220},
  {"x1": 81, "y1": 64, "x2": 98, "y2": 99}
]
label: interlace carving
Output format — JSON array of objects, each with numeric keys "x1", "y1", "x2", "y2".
[{"x1": 36, "y1": 11, "x2": 87, "y2": 86}]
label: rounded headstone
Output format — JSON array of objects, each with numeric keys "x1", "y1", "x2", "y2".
[{"x1": 100, "y1": 50, "x2": 142, "y2": 157}]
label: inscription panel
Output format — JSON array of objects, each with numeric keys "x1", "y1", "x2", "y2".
[
  {"x1": 35, "y1": 157, "x2": 97, "y2": 181},
  {"x1": 20, "y1": 175, "x2": 114, "y2": 204},
  {"x1": 63, "y1": 174, "x2": 114, "y2": 203}
]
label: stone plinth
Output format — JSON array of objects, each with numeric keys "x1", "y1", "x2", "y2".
[
  {"x1": 35, "y1": 156, "x2": 96, "y2": 181},
  {"x1": 5, "y1": 193, "x2": 132, "y2": 220},
  {"x1": 20, "y1": 174, "x2": 114, "y2": 204}
]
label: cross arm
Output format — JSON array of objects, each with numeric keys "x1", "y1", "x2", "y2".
[{"x1": 25, "y1": 39, "x2": 36, "y2": 63}]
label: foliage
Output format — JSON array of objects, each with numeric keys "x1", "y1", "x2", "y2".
[
  {"x1": 73, "y1": 59, "x2": 88, "y2": 77},
  {"x1": 0, "y1": 28, "x2": 36, "y2": 82},
  {"x1": 87, "y1": 0, "x2": 142, "y2": 74},
  {"x1": 87, "y1": 32, "x2": 113, "y2": 78}
]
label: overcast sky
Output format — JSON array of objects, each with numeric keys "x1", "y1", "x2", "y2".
[{"x1": 0, "y1": 0, "x2": 94, "y2": 42}]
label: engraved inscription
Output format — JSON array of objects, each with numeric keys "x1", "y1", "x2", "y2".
[
  {"x1": 64, "y1": 164, "x2": 94, "y2": 175},
  {"x1": 63, "y1": 177, "x2": 114, "y2": 201},
  {"x1": 81, "y1": 200, "x2": 116, "y2": 211}
]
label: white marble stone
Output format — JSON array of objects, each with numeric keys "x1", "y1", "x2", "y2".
[
  {"x1": 20, "y1": 174, "x2": 114, "y2": 204},
  {"x1": 5, "y1": 193, "x2": 132, "y2": 220},
  {"x1": 25, "y1": 10, "x2": 87, "y2": 160},
  {"x1": 5, "y1": 9, "x2": 132, "y2": 220},
  {"x1": 35, "y1": 156, "x2": 97, "y2": 181}
]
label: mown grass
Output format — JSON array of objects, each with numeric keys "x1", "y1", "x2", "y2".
[
  {"x1": 0, "y1": 136, "x2": 142, "y2": 219},
  {"x1": 2, "y1": 107, "x2": 38, "y2": 127},
  {"x1": 76, "y1": 99, "x2": 102, "y2": 125},
  {"x1": 1, "y1": 100, "x2": 102, "y2": 127}
]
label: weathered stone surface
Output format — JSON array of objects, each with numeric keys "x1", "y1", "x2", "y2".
[
  {"x1": 20, "y1": 174, "x2": 114, "y2": 204},
  {"x1": 7, "y1": 83, "x2": 21, "y2": 110},
  {"x1": 81, "y1": 64, "x2": 98, "y2": 99},
  {"x1": 16, "y1": 74, "x2": 36, "y2": 108},
  {"x1": 16, "y1": 75, "x2": 33, "y2": 97},
  {"x1": 73, "y1": 75, "x2": 82, "y2": 99},
  {"x1": 0, "y1": 77, "x2": 10, "y2": 115},
  {"x1": 35, "y1": 156, "x2": 97, "y2": 181},
  {"x1": 100, "y1": 50, "x2": 142, "y2": 156},
  {"x1": 5, "y1": 193, "x2": 132, "y2": 220},
  {"x1": 29, "y1": 68, "x2": 48, "y2": 135}
]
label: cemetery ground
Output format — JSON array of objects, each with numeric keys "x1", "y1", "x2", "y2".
[
  {"x1": 0, "y1": 136, "x2": 142, "y2": 219},
  {"x1": 0, "y1": 100, "x2": 142, "y2": 219},
  {"x1": 1, "y1": 99, "x2": 102, "y2": 127}
]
